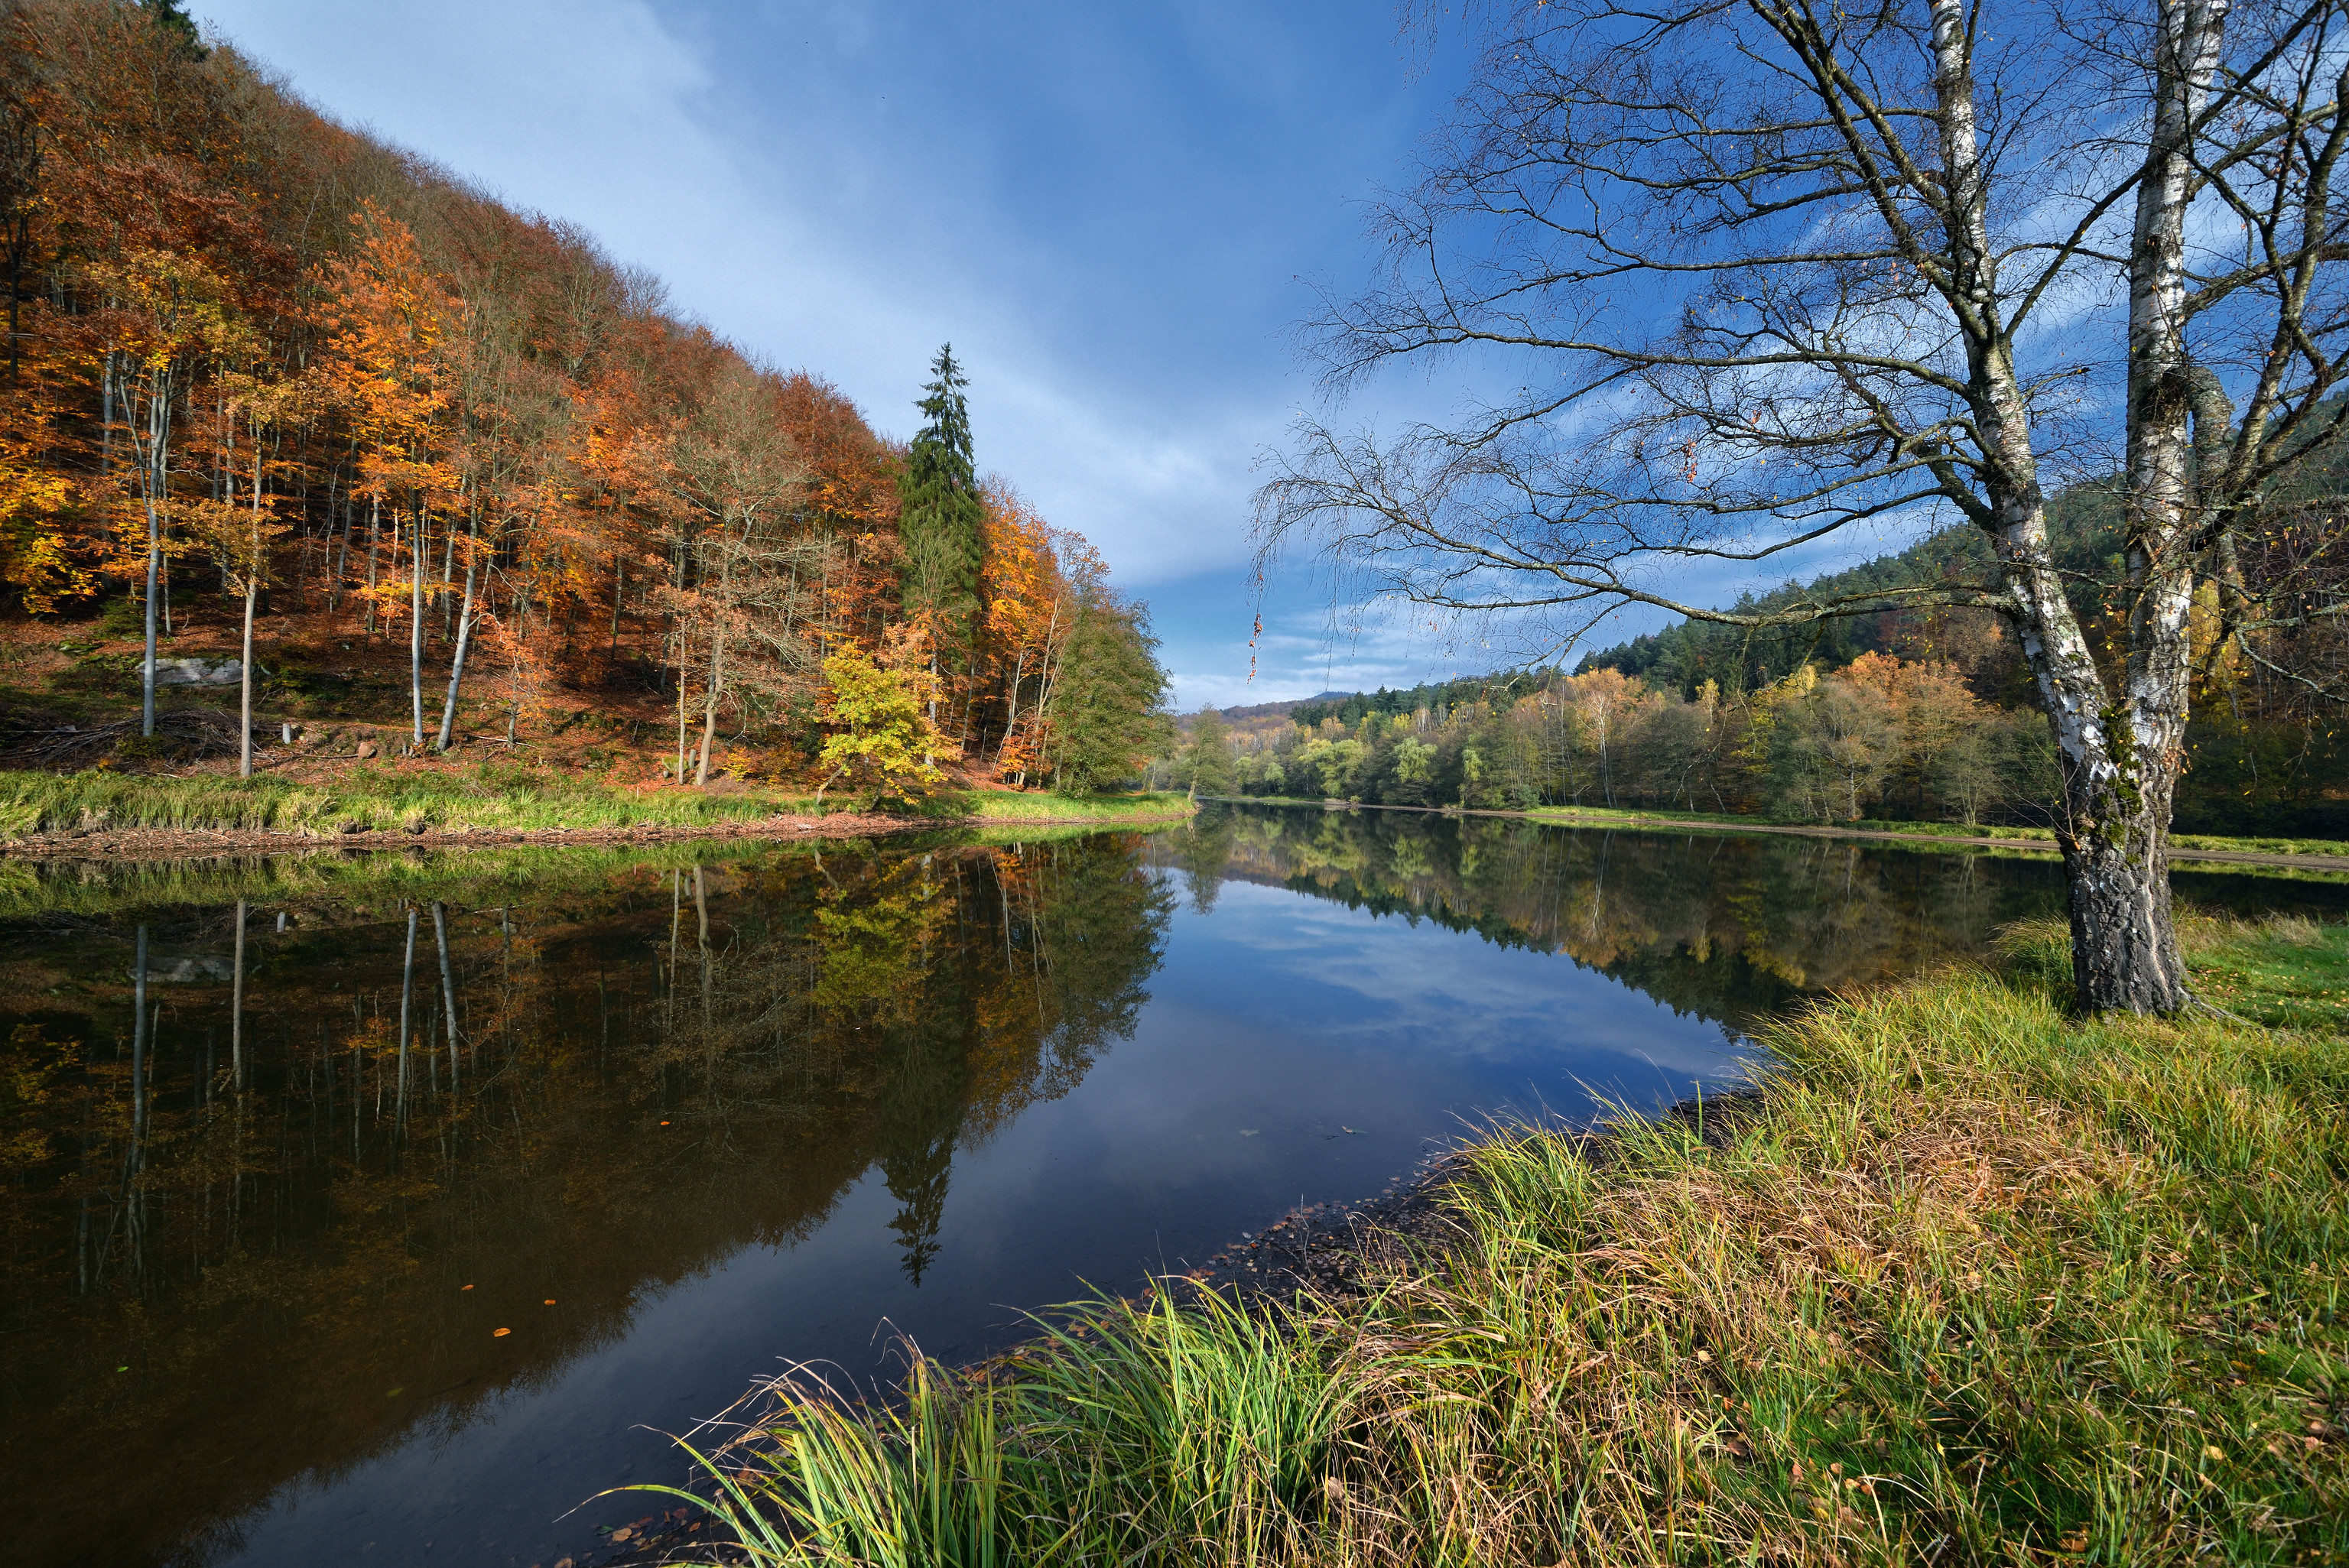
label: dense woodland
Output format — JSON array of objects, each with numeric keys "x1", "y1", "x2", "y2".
[
  {"x1": 1193, "y1": 446, "x2": 2349, "y2": 840},
  {"x1": 0, "y1": 0, "x2": 1169, "y2": 794},
  {"x1": 1181, "y1": 468, "x2": 2348, "y2": 835}
]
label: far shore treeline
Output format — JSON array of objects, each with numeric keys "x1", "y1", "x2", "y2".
[
  {"x1": 1176, "y1": 507, "x2": 2347, "y2": 837},
  {"x1": 0, "y1": 0, "x2": 1169, "y2": 796}
]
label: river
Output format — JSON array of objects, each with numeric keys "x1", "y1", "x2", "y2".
[{"x1": 2, "y1": 806, "x2": 2338, "y2": 1568}]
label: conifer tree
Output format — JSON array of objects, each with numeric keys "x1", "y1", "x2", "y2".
[{"x1": 896, "y1": 345, "x2": 985, "y2": 711}]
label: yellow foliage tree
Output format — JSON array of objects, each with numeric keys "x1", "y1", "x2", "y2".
[{"x1": 813, "y1": 641, "x2": 955, "y2": 812}]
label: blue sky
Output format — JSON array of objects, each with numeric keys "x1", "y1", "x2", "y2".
[{"x1": 191, "y1": 1, "x2": 1881, "y2": 708}]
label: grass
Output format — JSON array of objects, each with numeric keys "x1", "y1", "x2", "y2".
[
  {"x1": 0, "y1": 769, "x2": 1196, "y2": 842},
  {"x1": 1214, "y1": 795, "x2": 2349, "y2": 862},
  {"x1": 960, "y1": 789, "x2": 1197, "y2": 823},
  {"x1": 0, "y1": 765, "x2": 808, "y2": 839},
  {"x1": 648, "y1": 913, "x2": 2349, "y2": 1565},
  {"x1": 1529, "y1": 803, "x2": 2349, "y2": 859}
]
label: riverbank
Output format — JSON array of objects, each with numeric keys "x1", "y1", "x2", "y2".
[
  {"x1": 0, "y1": 769, "x2": 1194, "y2": 859},
  {"x1": 645, "y1": 911, "x2": 2348, "y2": 1566},
  {"x1": 1213, "y1": 794, "x2": 2349, "y2": 874}
]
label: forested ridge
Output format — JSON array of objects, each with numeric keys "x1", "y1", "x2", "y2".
[
  {"x1": 0, "y1": 0, "x2": 1169, "y2": 797},
  {"x1": 1181, "y1": 481, "x2": 2347, "y2": 836}
]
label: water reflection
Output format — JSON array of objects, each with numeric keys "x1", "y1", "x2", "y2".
[
  {"x1": 1, "y1": 837, "x2": 1168, "y2": 1568},
  {"x1": 1, "y1": 811, "x2": 2333, "y2": 1568},
  {"x1": 1163, "y1": 806, "x2": 2053, "y2": 1028}
]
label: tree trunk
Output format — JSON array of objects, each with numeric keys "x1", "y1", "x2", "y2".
[
  {"x1": 141, "y1": 489, "x2": 161, "y2": 739},
  {"x1": 409, "y1": 499, "x2": 427, "y2": 748},
  {"x1": 1928, "y1": 0, "x2": 2191, "y2": 1012},
  {"x1": 695, "y1": 540, "x2": 734, "y2": 787},
  {"x1": 139, "y1": 373, "x2": 168, "y2": 739},
  {"x1": 239, "y1": 582, "x2": 257, "y2": 778},
  {"x1": 996, "y1": 647, "x2": 1028, "y2": 778},
  {"x1": 695, "y1": 619, "x2": 726, "y2": 787},
  {"x1": 240, "y1": 443, "x2": 265, "y2": 779},
  {"x1": 435, "y1": 527, "x2": 479, "y2": 752},
  {"x1": 364, "y1": 493, "x2": 380, "y2": 639}
]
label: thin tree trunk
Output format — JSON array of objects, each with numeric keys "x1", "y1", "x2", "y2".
[
  {"x1": 438, "y1": 507, "x2": 458, "y2": 641},
  {"x1": 694, "y1": 543, "x2": 733, "y2": 787},
  {"x1": 140, "y1": 374, "x2": 167, "y2": 739},
  {"x1": 996, "y1": 648, "x2": 1028, "y2": 776},
  {"x1": 435, "y1": 519, "x2": 480, "y2": 752},
  {"x1": 327, "y1": 451, "x2": 347, "y2": 611},
  {"x1": 364, "y1": 493, "x2": 380, "y2": 639},
  {"x1": 410, "y1": 498, "x2": 426, "y2": 748},
  {"x1": 239, "y1": 443, "x2": 264, "y2": 778},
  {"x1": 695, "y1": 622, "x2": 726, "y2": 787}
]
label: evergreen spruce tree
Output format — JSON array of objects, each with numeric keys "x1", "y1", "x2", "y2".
[{"x1": 896, "y1": 345, "x2": 986, "y2": 714}]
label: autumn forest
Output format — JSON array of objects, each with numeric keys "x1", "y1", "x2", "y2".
[{"x1": 0, "y1": 0, "x2": 1170, "y2": 800}]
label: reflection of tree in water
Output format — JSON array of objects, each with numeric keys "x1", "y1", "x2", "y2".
[
  {"x1": 1170, "y1": 811, "x2": 1239, "y2": 914},
  {"x1": 1155, "y1": 806, "x2": 2068, "y2": 1029},
  {"x1": 801, "y1": 841, "x2": 1174, "y2": 1284},
  {"x1": 0, "y1": 833, "x2": 1172, "y2": 1566}
]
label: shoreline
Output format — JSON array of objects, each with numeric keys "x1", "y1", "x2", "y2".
[
  {"x1": 1165, "y1": 1086, "x2": 1763, "y2": 1316},
  {"x1": 0, "y1": 807, "x2": 1202, "y2": 864},
  {"x1": 1207, "y1": 795, "x2": 2349, "y2": 874}
]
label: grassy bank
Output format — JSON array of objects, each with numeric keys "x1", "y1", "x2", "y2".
[
  {"x1": 1542, "y1": 803, "x2": 2349, "y2": 862},
  {"x1": 962, "y1": 789, "x2": 1195, "y2": 823},
  {"x1": 650, "y1": 914, "x2": 2349, "y2": 1565},
  {"x1": 0, "y1": 766, "x2": 811, "y2": 839},
  {"x1": 0, "y1": 768, "x2": 1194, "y2": 842},
  {"x1": 1211, "y1": 794, "x2": 2349, "y2": 862}
]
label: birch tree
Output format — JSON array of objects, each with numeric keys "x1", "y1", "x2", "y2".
[{"x1": 1258, "y1": 0, "x2": 2349, "y2": 1012}]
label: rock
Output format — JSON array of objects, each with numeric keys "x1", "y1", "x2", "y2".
[
  {"x1": 151, "y1": 657, "x2": 242, "y2": 687},
  {"x1": 354, "y1": 740, "x2": 379, "y2": 758}
]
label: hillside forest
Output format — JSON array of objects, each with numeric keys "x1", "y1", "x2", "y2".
[
  {"x1": 1179, "y1": 500, "x2": 2346, "y2": 837},
  {"x1": 0, "y1": 0, "x2": 1170, "y2": 798}
]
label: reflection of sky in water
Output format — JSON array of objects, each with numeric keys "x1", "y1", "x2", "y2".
[
  {"x1": 1188, "y1": 878, "x2": 1747, "y2": 1078},
  {"x1": 216, "y1": 859, "x2": 1753, "y2": 1568}
]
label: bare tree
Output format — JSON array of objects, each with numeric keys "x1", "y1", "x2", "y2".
[
  {"x1": 1258, "y1": 0, "x2": 2349, "y2": 1012},
  {"x1": 659, "y1": 363, "x2": 820, "y2": 787}
]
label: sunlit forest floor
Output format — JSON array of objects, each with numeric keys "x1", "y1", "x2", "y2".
[
  {"x1": 0, "y1": 612, "x2": 1194, "y2": 848},
  {"x1": 646, "y1": 914, "x2": 2349, "y2": 1566}
]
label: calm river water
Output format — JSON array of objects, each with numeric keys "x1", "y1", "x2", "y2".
[{"x1": 2, "y1": 807, "x2": 2338, "y2": 1568}]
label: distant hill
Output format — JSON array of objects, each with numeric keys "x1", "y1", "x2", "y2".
[{"x1": 1574, "y1": 480, "x2": 2135, "y2": 700}]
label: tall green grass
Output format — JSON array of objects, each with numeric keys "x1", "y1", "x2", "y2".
[
  {"x1": 961, "y1": 790, "x2": 1197, "y2": 822},
  {"x1": 0, "y1": 766, "x2": 807, "y2": 839},
  {"x1": 621, "y1": 1289, "x2": 1344, "y2": 1566},
  {"x1": 648, "y1": 914, "x2": 2349, "y2": 1564},
  {"x1": 0, "y1": 770, "x2": 1198, "y2": 841}
]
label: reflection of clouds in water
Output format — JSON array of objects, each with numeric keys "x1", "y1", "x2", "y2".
[{"x1": 1183, "y1": 880, "x2": 1748, "y2": 1081}]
